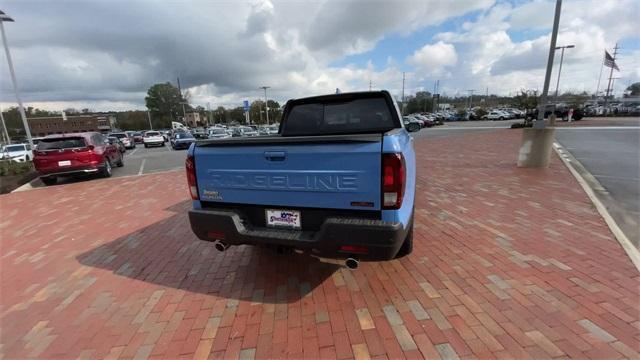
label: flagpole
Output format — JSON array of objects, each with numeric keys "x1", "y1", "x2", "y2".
[
  {"x1": 603, "y1": 43, "x2": 619, "y2": 114},
  {"x1": 595, "y1": 51, "x2": 604, "y2": 97}
]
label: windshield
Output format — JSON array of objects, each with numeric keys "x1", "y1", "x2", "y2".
[
  {"x1": 38, "y1": 137, "x2": 87, "y2": 150},
  {"x1": 5, "y1": 145, "x2": 24, "y2": 152}
]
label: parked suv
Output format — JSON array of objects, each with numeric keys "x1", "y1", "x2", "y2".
[
  {"x1": 0, "y1": 143, "x2": 33, "y2": 162},
  {"x1": 33, "y1": 132, "x2": 123, "y2": 185},
  {"x1": 143, "y1": 131, "x2": 165, "y2": 148},
  {"x1": 110, "y1": 132, "x2": 134, "y2": 149}
]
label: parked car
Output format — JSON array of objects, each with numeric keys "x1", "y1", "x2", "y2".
[
  {"x1": 232, "y1": 126, "x2": 259, "y2": 137},
  {"x1": 107, "y1": 136, "x2": 126, "y2": 153},
  {"x1": 33, "y1": 132, "x2": 123, "y2": 185},
  {"x1": 0, "y1": 143, "x2": 33, "y2": 162},
  {"x1": 187, "y1": 90, "x2": 416, "y2": 265},
  {"x1": 208, "y1": 128, "x2": 232, "y2": 139},
  {"x1": 402, "y1": 116, "x2": 421, "y2": 132},
  {"x1": 143, "y1": 131, "x2": 165, "y2": 148},
  {"x1": 171, "y1": 132, "x2": 196, "y2": 150},
  {"x1": 132, "y1": 132, "x2": 143, "y2": 143},
  {"x1": 109, "y1": 132, "x2": 134, "y2": 149},
  {"x1": 482, "y1": 111, "x2": 509, "y2": 120}
]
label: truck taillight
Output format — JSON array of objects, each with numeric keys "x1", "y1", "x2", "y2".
[
  {"x1": 382, "y1": 153, "x2": 405, "y2": 210},
  {"x1": 186, "y1": 155, "x2": 199, "y2": 200}
]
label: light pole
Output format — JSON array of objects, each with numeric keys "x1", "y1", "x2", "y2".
[
  {"x1": 0, "y1": 105, "x2": 10, "y2": 144},
  {"x1": 260, "y1": 86, "x2": 270, "y2": 125},
  {"x1": 147, "y1": 111, "x2": 153, "y2": 130},
  {"x1": 1, "y1": 10, "x2": 33, "y2": 148},
  {"x1": 554, "y1": 45, "x2": 575, "y2": 98}
]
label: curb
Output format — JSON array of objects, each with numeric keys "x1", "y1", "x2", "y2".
[{"x1": 553, "y1": 142, "x2": 640, "y2": 272}]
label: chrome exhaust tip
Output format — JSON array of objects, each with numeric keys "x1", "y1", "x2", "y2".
[
  {"x1": 214, "y1": 241, "x2": 229, "y2": 252},
  {"x1": 345, "y1": 257, "x2": 359, "y2": 270}
]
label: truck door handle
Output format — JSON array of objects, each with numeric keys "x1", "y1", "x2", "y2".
[{"x1": 264, "y1": 151, "x2": 286, "y2": 161}]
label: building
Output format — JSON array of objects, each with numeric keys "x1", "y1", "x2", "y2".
[
  {"x1": 184, "y1": 112, "x2": 202, "y2": 128},
  {"x1": 27, "y1": 114, "x2": 114, "y2": 137}
]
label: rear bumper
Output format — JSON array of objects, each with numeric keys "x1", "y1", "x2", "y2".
[
  {"x1": 188, "y1": 208, "x2": 408, "y2": 261},
  {"x1": 38, "y1": 164, "x2": 103, "y2": 177},
  {"x1": 144, "y1": 141, "x2": 164, "y2": 146}
]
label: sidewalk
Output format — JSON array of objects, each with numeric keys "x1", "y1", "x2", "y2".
[{"x1": 1, "y1": 129, "x2": 638, "y2": 359}]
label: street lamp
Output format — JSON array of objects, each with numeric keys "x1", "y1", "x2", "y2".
[
  {"x1": 554, "y1": 44, "x2": 575, "y2": 98},
  {"x1": 0, "y1": 10, "x2": 33, "y2": 148},
  {"x1": 260, "y1": 86, "x2": 270, "y2": 125}
]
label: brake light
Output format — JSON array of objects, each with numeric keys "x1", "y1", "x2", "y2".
[
  {"x1": 382, "y1": 153, "x2": 406, "y2": 209},
  {"x1": 186, "y1": 155, "x2": 199, "y2": 200}
]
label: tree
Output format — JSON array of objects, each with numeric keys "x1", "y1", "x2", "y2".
[
  {"x1": 512, "y1": 91, "x2": 538, "y2": 110},
  {"x1": 145, "y1": 82, "x2": 188, "y2": 124},
  {"x1": 625, "y1": 82, "x2": 640, "y2": 96}
]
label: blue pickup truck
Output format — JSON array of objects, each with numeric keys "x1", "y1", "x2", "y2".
[{"x1": 187, "y1": 91, "x2": 416, "y2": 268}]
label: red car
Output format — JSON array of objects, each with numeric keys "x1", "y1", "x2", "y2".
[{"x1": 33, "y1": 132, "x2": 123, "y2": 186}]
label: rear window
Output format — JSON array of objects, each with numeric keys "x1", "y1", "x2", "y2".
[
  {"x1": 38, "y1": 137, "x2": 86, "y2": 150},
  {"x1": 111, "y1": 133, "x2": 127, "y2": 139},
  {"x1": 283, "y1": 97, "x2": 396, "y2": 136},
  {"x1": 146, "y1": 131, "x2": 160, "y2": 136},
  {"x1": 176, "y1": 133, "x2": 194, "y2": 139}
]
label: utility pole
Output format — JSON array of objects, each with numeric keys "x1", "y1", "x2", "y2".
[
  {"x1": 207, "y1": 102, "x2": 211, "y2": 126},
  {"x1": 401, "y1": 72, "x2": 406, "y2": 115},
  {"x1": 369, "y1": 79, "x2": 372, "y2": 91},
  {"x1": 466, "y1": 89, "x2": 476, "y2": 109},
  {"x1": 260, "y1": 86, "x2": 270, "y2": 125},
  {"x1": 0, "y1": 106, "x2": 10, "y2": 144},
  {"x1": 517, "y1": 0, "x2": 562, "y2": 168},
  {"x1": 0, "y1": 11, "x2": 33, "y2": 148},
  {"x1": 532, "y1": 0, "x2": 562, "y2": 129},
  {"x1": 177, "y1": 77, "x2": 182, "y2": 95},
  {"x1": 554, "y1": 45, "x2": 575, "y2": 98},
  {"x1": 147, "y1": 111, "x2": 153, "y2": 130},
  {"x1": 435, "y1": 80, "x2": 440, "y2": 110},
  {"x1": 603, "y1": 43, "x2": 619, "y2": 113}
]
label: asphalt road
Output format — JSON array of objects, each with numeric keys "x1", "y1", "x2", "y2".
[{"x1": 555, "y1": 126, "x2": 639, "y2": 245}]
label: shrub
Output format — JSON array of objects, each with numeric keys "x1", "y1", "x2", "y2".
[{"x1": 0, "y1": 160, "x2": 33, "y2": 177}]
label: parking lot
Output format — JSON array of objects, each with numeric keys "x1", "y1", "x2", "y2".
[
  {"x1": 22, "y1": 142, "x2": 188, "y2": 189},
  {"x1": 2, "y1": 121, "x2": 638, "y2": 359}
]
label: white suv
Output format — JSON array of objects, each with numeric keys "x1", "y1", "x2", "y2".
[
  {"x1": 143, "y1": 131, "x2": 165, "y2": 148},
  {"x1": 0, "y1": 143, "x2": 33, "y2": 162}
]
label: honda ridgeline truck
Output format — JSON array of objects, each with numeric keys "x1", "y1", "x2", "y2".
[{"x1": 187, "y1": 91, "x2": 416, "y2": 267}]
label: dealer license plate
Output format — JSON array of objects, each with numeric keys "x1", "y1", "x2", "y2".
[
  {"x1": 266, "y1": 209, "x2": 301, "y2": 229},
  {"x1": 58, "y1": 160, "x2": 71, "y2": 167}
]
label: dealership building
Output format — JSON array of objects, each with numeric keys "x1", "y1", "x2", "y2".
[{"x1": 28, "y1": 114, "x2": 115, "y2": 137}]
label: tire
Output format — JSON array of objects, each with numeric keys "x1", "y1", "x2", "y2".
[
  {"x1": 499, "y1": 117, "x2": 504, "y2": 120},
  {"x1": 101, "y1": 159, "x2": 112, "y2": 178},
  {"x1": 117, "y1": 154, "x2": 124, "y2": 167},
  {"x1": 144, "y1": 144, "x2": 148, "y2": 148},
  {"x1": 395, "y1": 218, "x2": 414, "y2": 258},
  {"x1": 41, "y1": 176, "x2": 57, "y2": 186},
  {"x1": 25, "y1": 155, "x2": 30, "y2": 161}
]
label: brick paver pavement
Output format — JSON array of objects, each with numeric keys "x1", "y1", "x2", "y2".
[{"x1": 1, "y1": 129, "x2": 638, "y2": 359}]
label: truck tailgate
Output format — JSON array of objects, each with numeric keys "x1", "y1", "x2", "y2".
[{"x1": 194, "y1": 134, "x2": 382, "y2": 210}]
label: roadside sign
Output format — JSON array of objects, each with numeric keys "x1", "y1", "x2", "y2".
[{"x1": 243, "y1": 100, "x2": 249, "y2": 112}]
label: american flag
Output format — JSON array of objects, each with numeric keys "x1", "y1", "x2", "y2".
[{"x1": 604, "y1": 50, "x2": 619, "y2": 71}]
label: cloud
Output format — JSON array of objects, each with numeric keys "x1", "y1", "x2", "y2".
[
  {"x1": 0, "y1": 0, "x2": 637, "y2": 111},
  {"x1": 407, "y1": 41, "x2": 458, "y2": 75}
]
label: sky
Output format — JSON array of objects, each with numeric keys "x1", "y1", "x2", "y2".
[{"x1": 0, "y1": 0, "x2": 638, "y2": 112}]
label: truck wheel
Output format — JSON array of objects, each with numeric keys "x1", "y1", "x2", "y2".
[
  {"x1": 41, "y1": 176, "x2": 57, "y2": 186},
  {"x1": 395, "y1": 219, "x2": 414, "y2": 258}
]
